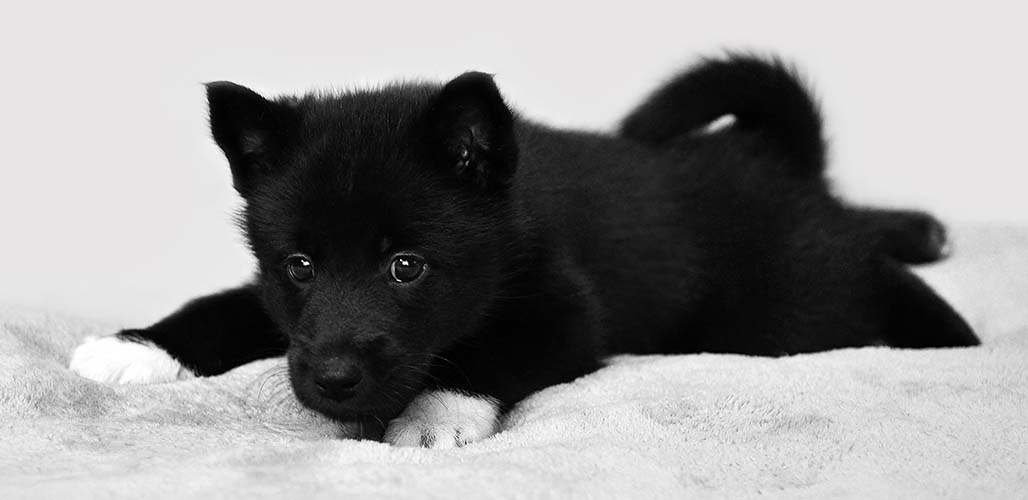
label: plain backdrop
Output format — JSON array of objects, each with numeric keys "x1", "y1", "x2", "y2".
[{"x1": 0, "y1": 1, "x2": 1025, "y2": 325}]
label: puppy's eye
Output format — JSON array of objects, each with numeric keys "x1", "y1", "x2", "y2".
[
  {"x1": 285, "y1": 254, "x2": 315, "y2": 284},
  {"x1": 389, "y1": 254, "x2": 426, "y2": 283}
]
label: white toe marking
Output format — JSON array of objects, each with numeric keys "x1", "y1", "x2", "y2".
[
  {"x1": 69, "y1": 335, "x2": 195, "y2": 384},
  {"x1": 383, "y1": 390, "x2": 500, "y2": 449}
]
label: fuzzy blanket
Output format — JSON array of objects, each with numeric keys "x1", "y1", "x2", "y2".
[{"x1": 1, "y1": 225, "x2": 1026, "y2": 499}]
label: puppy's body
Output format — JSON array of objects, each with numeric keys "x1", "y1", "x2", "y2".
[{"x1": 70, "y1": 56, "x2": 978, "y2": 446}]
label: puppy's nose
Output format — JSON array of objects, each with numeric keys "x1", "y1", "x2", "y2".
[{"x1": 313, "y1": 359, "x2": 364, "y2": 402}]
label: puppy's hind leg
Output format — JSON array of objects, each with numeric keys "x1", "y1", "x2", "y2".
[{"x1": 876, "y1": 262, "x2": 979, "y2": 348}]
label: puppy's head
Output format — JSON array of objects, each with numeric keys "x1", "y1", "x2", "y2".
[{"x1": 206, "y1": 73, "x2": 518, "y2": 421}]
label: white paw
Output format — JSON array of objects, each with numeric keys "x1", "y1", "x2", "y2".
[
  {"x1": 383, "y1": 390, "x2": 500, "y2": 449},
  {"x1": 69, "y1": 335, "x2": 195, "y2": 384}
]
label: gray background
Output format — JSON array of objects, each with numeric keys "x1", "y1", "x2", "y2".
[{"x1": 1, "y1": 1, "x2": 1024, "y2": 324}]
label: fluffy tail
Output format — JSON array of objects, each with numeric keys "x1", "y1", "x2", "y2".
[{"x1": 620, "y1": 55, "x2": 826, "y2": 177}]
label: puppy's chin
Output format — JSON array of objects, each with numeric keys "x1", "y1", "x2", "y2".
[
  {"x1": 286, "y1": 349, "x2": 435, "y2": 423},
  {"x1": 289, "y1": 380, "x2": 405, "y2": 423},
  {"x1": 289, "y1": 375, "x2": 415, "y2": 424}
]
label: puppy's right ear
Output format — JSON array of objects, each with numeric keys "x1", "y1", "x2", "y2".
[
  {"x1": 426, "y1": 72, "x2": 518, "y2": 191},
  {"x1": 206, "y1": 82, "x2": 296, "y2": 195}
]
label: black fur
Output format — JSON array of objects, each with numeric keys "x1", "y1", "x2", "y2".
[
  {"x1": 621, "y1": 54, "x2": 825, "y2": 177},
  {"x1": 117, "y1": 55, "x2": 978, "y2": 434}
]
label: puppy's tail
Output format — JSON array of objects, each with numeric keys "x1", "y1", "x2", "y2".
[{"x1": 620, "y1": 54, "x2": 826, "y2": 177}]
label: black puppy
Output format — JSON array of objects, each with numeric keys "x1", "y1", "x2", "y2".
[{"x1": 70, "y1": 55, "x2": 978, "y2": 448}]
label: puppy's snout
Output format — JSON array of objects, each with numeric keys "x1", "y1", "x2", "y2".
[{"x1": 313, "y1": 356, "x2": 364, "y2": 402}]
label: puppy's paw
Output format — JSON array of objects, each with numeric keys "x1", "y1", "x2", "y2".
[
  {"x1": 383, "y1": 390, "x2": 500, "y2": 449},
  {"x1": 905, "y1": 213, "x2": 951, "y2": 261},
  {"x1": 69, "y1": 332, "x2": 195, "y2": 384},
  {"x1": 885, "y1": 211, "x2": 952, "y2": 264}
]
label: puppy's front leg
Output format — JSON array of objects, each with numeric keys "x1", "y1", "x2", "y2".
[
  {"x1": 384, "y1": 283, "x2": 604, "y2": 448},
  {"x1": 70, "y1": 285, "x2": 287, "y2": 384}
]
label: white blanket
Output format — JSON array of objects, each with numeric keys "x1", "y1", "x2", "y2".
[{"x1": 1, "y1": 225, "x2": 1026, "y2": 499}]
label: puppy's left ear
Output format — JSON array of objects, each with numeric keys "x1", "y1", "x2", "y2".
[
  {"x1": 426, "y1": 72, "x2": 517, "y2": 190},
  {"x1": 206, "y1": 81, "x2": 297, "y2": 196}
]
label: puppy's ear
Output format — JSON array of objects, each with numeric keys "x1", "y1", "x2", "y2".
[
  {"x1": 206, "y1": 81, "x2": 296, "y2": 195},
  {"x1": 426, "y1": 72, "x2": 518, "y2": 190}
]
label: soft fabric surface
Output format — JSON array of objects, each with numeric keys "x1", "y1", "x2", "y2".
[{"x1": 1, "y1": 225, "x2": 1026, "y2": 499}]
